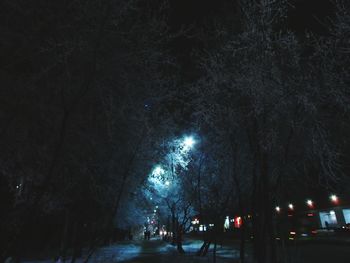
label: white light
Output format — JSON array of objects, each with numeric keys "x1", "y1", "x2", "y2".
[
  {"x1": 154, "y1": 209, "x2": 157, "y2": 213},
  {"x1": 275, "y1": 206, "x2": 281, "y2": 212},
  {"x1": 224, "y1": 216, "x2": 230, "y2": 229},
  {"x1": 165, "y1": 181, "x2": 170, "y2": 186},
  {"x1": 288, "y1": 204, "x2": 294, "y2": 210},
  {"x1": 330, "y1": 194, "x2": 338, "y2": 203},
  {"x1": 152, "y1": 166, "x2": 165, "y2": 177},
  {"x1": 183, "y1": 136, "x2": 195, "y2": 151},
  {"x1": 306, "y1": 199, "x2": 313, "y2": 207}
]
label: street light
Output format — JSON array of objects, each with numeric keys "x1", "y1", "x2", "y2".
[
  {"x1": 182, "y1": 136, "x2": 195, "y2": 151},
  {"x1": 275, "y1": 206, "x2": 281, "y2": 213},
  {"x1": 330, "y1": 194, "x2": 339, "y2": 204},
  {"x1": 288, "y1": 203, "x2": 294, "y2": 210},
  {"x1": 152, "y1": 165, "x2": 165, "y2": 177},
  {"x1": 306, "y1": 199, "x2": 314, "y2": 208},
  {"x1": 192, "y1": 218, "x2": 199, "y2": 225}
]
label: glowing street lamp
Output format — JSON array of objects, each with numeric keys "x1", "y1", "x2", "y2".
[
  {"x1": 191, "y1": 218, "x2": 199, "y2": 225},
  {"x1": 182, "y1": 136, "x2": 195, "y2": 151},
  {"x1": 275, "y1": 206, "x2": 281, "y2": 213},
  {"x1": 330, "y1": 194, "x2": 339, "y2": 204},
  {"x1": 152, "y1": 165, "x2": 165, "y2": 177},
  {"x1": 288, "y1": 203, "x2": 294, "y2": 210},
  {"x1": 306, "y1": 199, "x2": 314, "y2": 208}
]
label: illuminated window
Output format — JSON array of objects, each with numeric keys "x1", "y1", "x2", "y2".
[
  {"x1": 319, "y1": 210, "x2": 338, "y2": 227},
  {"x1": 343, "y1": 209, "x2": 350, "y2": 224},
  {"x1": 224, "y1": 216, "x2": 230, "y2": 230}
]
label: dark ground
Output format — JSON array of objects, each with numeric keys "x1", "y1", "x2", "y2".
[{"x1": 24, "y1": 236, "x2": 350, "y2": 263}]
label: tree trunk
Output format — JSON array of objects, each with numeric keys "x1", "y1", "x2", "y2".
[
  {"x1": 174, "y1": 219, "x2": 183, "y2": 253},
  {"x1": 203, "y1": 241, "x2": 211, "y2": 256}
]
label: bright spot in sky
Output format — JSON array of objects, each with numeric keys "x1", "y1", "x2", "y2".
[
  {"x1": 182, "y1": 136, "x2": 195, "y2": 151},
  {"x1": 165, "y1": 181, "x2": 170, "y2": 186}
]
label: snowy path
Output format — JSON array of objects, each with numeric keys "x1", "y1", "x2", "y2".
[{"x1": 24, "y1": 237, "x2": 241, "y2": 263}]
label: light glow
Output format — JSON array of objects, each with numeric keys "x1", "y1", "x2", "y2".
[
  {"x1": 192, "y1": 218, "x2": 199, "y2": 225},
  {"x1": 182, "y1": 136, "x2": 195, "y2": 151},
  {"x1": 275, "y1": 206, "x2": 281, "y2": 212},
  {"x1": 224, "y1": 216, "x2": 230, "y2": 229},
  {"x1": 306, "y1": 199, "x2": 314, "y2": 207},
  {"x1": 234, "y1": 217, "x2": 242, "y2": 228},
  {"x1": 330, "y1": 194, "x2": 339, "y2": 204},
  {"x1": 288, "y1": 203, "x2": 294, "y2": 210},
  {"x1": 152, "y1": 166, "x2": 165, "y2": 177}
]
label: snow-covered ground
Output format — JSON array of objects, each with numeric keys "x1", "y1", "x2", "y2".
[{"x1": 23, "y1": 237, "x2": 241, "y2": 263}]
